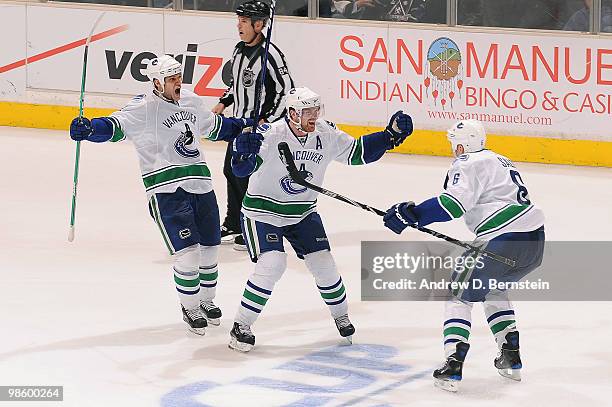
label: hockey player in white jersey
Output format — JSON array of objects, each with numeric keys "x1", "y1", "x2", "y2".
[
  {"x1": 383, "y1": 119, "x2": 545, "y2": 391},
  {"x1": 226, "y1": 87, "x2": 414, "y2": 352},
  {"x1": 69, "y1": 55, "x2": 253, "y2": 335}
]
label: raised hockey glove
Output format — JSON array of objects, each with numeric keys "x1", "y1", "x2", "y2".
[
  {"x1": 233, "y1": 132, "x2": 264, "y2": 156},
  {"x1": 70, "y1": 117, "x2": 93, "y2": 141},
  {"x1": 383, "y1": 201, "x2": 418, "y2": 234},
  {"x1": 385, "y1": 111, "x2": 413, "y2": 147}
]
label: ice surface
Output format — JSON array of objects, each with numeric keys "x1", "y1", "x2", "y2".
[{"x1": 1, "y1": 126, "x2": 611, "y2": 406}]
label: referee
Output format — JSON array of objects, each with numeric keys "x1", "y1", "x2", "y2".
[{"x1": 212, "y1": 0, "x2": 295, "y2": 250}]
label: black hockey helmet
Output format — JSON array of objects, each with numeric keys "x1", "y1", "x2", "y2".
[{"x1": 236, "y1": 0, "x2": 270, "y2": 21}]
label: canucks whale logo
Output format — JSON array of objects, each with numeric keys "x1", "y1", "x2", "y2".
[
  {"x1": 175, "y1": 124, "x2": 200, "y2": 158},
  {"x1": 280, "y1": 164, "x2": 313, "y2": 195}
]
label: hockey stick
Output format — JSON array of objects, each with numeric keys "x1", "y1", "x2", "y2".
[
  {"x1": 68, "y1": 12, "x2": 106, "y2": 242},
  {"x1": 252, "y1": 0, "x2": 277, "y2": 126},
  {"x1": 277, "y1": 142, "x2": 516, "y2": 267}
]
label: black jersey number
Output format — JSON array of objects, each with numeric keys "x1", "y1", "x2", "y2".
[{"x1": 510, "y1": 170, "x2": 531, "y2": 205}]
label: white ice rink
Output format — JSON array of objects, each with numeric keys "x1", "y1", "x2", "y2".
[{"x1": 1, "y1": 126, "x2": 611, "y2": 407}]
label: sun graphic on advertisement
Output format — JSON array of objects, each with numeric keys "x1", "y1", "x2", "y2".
[{"x1": 425, "y1": 37, "x2": 464, "y2": 110}]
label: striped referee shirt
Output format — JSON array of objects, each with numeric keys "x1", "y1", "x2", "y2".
[{"x1": 219, "y1": 37, "x2": 294, "y2": 122}]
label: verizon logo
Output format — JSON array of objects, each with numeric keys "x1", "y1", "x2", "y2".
[{"x1": 105, "y1": 43, "x2": 231, "y2": 97}]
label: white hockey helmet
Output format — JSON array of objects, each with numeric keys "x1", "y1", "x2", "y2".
[
  {"x1": 146, "y1": 55, "x2": 182, "y2": 92},
  {"x1": 285, "y1": 87, "x2": 324, "y2": 130},
  {"x1": 447, "y1": 119, "x2": 486, "y2": 154}
]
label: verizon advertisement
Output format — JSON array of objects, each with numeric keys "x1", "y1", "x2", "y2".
[{"x1": 1, "y1": 4, "x2": 611, "y2": 141}]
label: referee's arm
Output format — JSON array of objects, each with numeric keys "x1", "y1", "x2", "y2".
[
  {"x1": 218, "y1": 81, "x2": 235, "y2": 108},
  {"x1": 261, "y1": 43, "x2": 295, "y2": 122}
]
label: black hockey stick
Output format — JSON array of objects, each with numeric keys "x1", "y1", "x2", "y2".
[
  {"x1": 277, "y1": 142, "x2": 516, "y2": 267},
  {"x1": 252, "y1": 0, "x2": 277, "y2": 126}
]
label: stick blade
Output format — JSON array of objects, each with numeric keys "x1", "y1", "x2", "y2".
[{"x1": 68, "y1": 226, "x2": 75, "y2": 242}]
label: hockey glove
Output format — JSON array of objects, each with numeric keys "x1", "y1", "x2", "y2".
[
  {"x1": 70, "y1": 117, "x2": 93, "y2": 141},
  {"x1": 233, "y1": 132, "x2": 264, "y2": 156},
  {"x1": 383, "y1": 201, "x2": 418, "y2": 234},
  {"x1": 385, "y1": 111, "x2": 413, "y2": 147}
]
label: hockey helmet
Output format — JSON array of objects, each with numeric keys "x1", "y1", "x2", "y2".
[
  {"x1": 447, "y1": 119, "x2": 486, "y2": 154},
  {"x1": 146, "y1": 55, "x2": 182, "y2": 92},
  {"x1": 286, "y1": 87, "x2": 322, "y2": 113},
  {"x1": 236, "y1": 0, "x2": 270, "y2": 21},
  {"x1": 286, "y1": 87, "x2": 324, "y2": 130}
]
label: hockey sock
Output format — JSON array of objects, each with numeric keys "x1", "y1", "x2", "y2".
[
  {"x1": 235, "y1": 250, "x2": 287, "y2": 326},
  {"x1": 305, "y1": 250, "x2": 348, "y2": 318},
  {"x1": 199, "y1": 245, "x2": 219, "y2": 302},
  {"x1": 443, "y1": 298, "x2": 473, "y2": 357},
  {"x1": 173, "y1": 245, "x2": 200, "y2": 310},
  {"x1": 484, "y1": 291, "x2": 517, "y2": 348}
]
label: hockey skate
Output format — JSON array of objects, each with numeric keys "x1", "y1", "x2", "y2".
[
  {"x1": 495, "y1": 331, "x2": 522, "y2": 381},
  {"x1": 221, "y1": 226, "x2": 240, "y2": 244},
  {"x1": 334, "y1": 314, "x2": 355, "y2": 344},
  {"x1": 200, "y1": 300, "x2": 222, "y2": 326},
  {"x1": 229, "y1": 322, "x2": 255, "y2": 352},
  {"x1": 433, "y1": 342, "x2": 470, "y2": 392},
  {"x1": 233, "y1": 234, "x2": 248, "y2": 251},
  {"x1": 181, "y1": 305, "x2": 207, "y2": 335}
]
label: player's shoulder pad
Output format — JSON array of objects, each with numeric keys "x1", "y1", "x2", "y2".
[
  {"x1": 315, "y1": 119, "x2": 336, "y2": 133},
  {"x1": 450, "y1": 153, "x2": 473, "y2": 169},
  {"x1": 121, "y1": 94, "x2": 147, "y2": 111},
  {"x1": 179, "y1": 88, "x2": 198, "y2": 99},
  {"x1": 324, "y1": 120, "x2": 337, "y2": 129}
]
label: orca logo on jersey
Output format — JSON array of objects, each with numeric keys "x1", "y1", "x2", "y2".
[
  {"x1": 279, "y1": 165, "x2": 313, "y2": 195},
  {"x1": 174, "y1": 124, "x2": 200, "y2": 158}
]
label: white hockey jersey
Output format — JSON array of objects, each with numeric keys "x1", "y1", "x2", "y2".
[
  {"x1": 438, "y1": 150, "x2": 544, "y2": 240},
  {"x1": 242, "y1": 119, "x2": 369, "y2": 227},
  {"x1": 107, "y1": 89, "x2": 223, "y2": 199}
]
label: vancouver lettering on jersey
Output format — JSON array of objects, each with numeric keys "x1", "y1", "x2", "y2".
[
  {"x1": 292, "y1": 150, "x2": 324, "y2": 164},
  {"x1": 162, "y1": 111, "x2": 197, "y2": 129}
]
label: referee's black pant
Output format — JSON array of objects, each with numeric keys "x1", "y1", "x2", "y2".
[{"x1": 222, "y1": 141, "x2": 250, "y2": 232}]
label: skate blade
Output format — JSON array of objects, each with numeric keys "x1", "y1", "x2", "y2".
[
  {"x1": 221, "y1": 235, "x2": 238, "y2": 244},
  {"x1": 233, "y1": 244, "x2": 248, "y2": 252},
  {"x1": 498, "y1": 368, "x2": 521, "y2": 381},
  {"x1": 229, "y1": 337, "x2": 254, "y2": 353},
  {"x1": 187, "y1": 326, "x2": 206, "y2": 336},
  {"x1": 342, "y1": 335, "x2": 353, "y2": 345},
  {"x1": 205, "y1": 317, "x2": 221, "y2": 326},
  {"x1": 434, "y1": 378, "x2": 460, "y2": 392}
]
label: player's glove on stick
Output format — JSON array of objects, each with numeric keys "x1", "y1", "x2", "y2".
[
  {"x1": 70, "y1": 117, "x2": 93, "y2": 141},
  {"x1": 233, "y1": 132, "x2": 264, "y2": 156},
  {"x1": 383, "y1": 201, "x2": 418, "y2": 234},
  {"x1": 386, "y1": 111, "x2": 413, "y2": 147}
]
